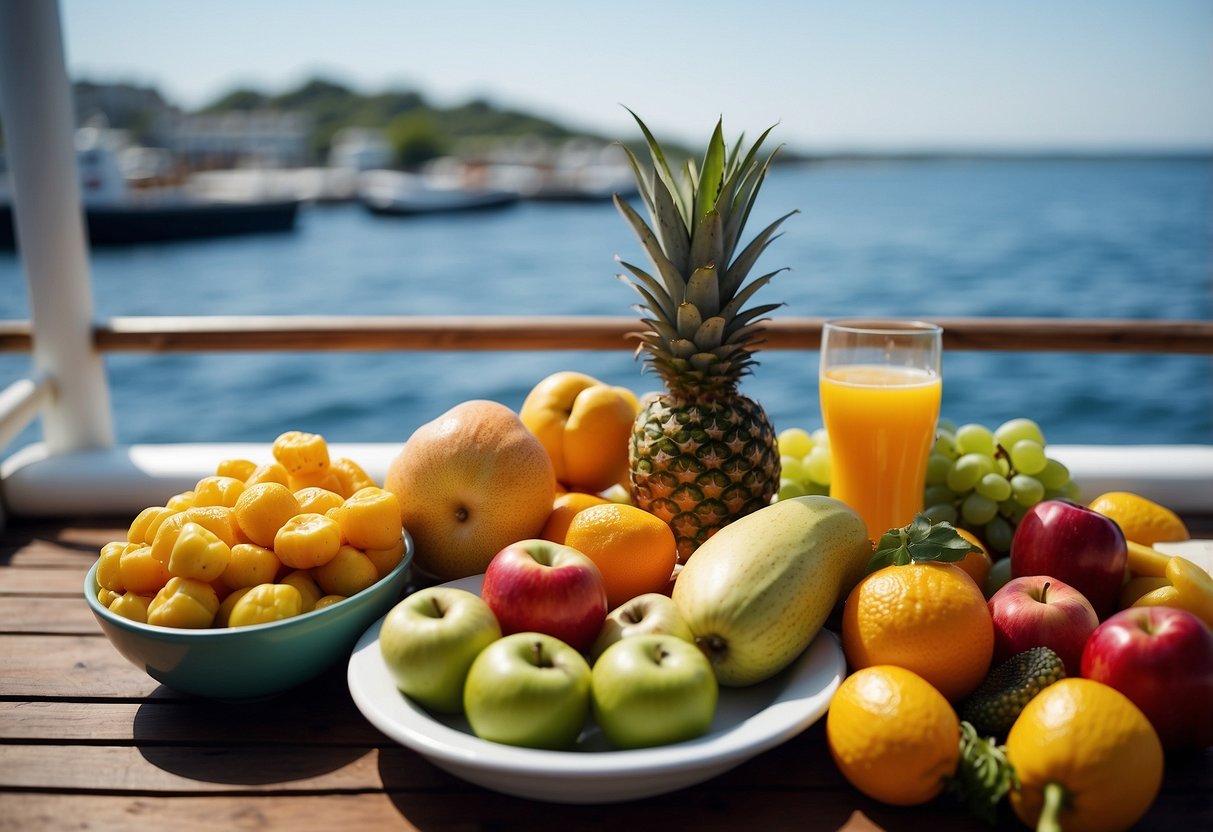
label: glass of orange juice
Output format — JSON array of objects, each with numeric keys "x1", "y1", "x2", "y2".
[{"x1": 819, "y1": 319, "x2": 942, "y2": 541}]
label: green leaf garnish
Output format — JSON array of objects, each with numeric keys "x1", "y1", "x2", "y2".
[
  {"x1": 866, "y1": 513, "x2": 983, "y2": 574},
  {"x1": 947, "y1": 721, "x2": 1018, "y2": 825}
]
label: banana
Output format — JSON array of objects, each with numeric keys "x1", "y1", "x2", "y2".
[
  {"x1": 1126, "y1": 540, "x2": 1171, "y2": 578},
  {"x1": 671, "y1": 495, "x2": 871, "y2": 686}
]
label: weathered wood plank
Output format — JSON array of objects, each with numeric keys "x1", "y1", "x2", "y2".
[
  {"x1": 0, "y1": 683, "x2": 384, "y2": 745},
  {"x1": 0, "y1": 793, "x2": 423, "y2": 832},
  {"x1": 0, "y1": 784, "x2": 1206, "y2": 832},
  {"x1": 1, "y1": 633, "x2": 164, "y2": 698},
  {"x1": 0, "y1": 595, "x2": 97, "y2": 633},
  {"x1": 0, "y1": 522, "x2": 122, "y2": 561},
  {"x1": 0, "y1": 744, "x2": 398, "y2": 792},
  {"x1": 0, "y1": 565, "x2": 94, "y2": 595}
]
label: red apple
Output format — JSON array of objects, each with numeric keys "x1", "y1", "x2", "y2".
[
  {"x1": 988, "y1": 575, "x2": 1099, "y2": 675},
  {"x1": 1081, "y1": 606, "x2": 1213, "y2": 749},
  {"x1": 1011, "y1": 500, "x2": 1127, "y2": 618},
  {"x1": 481, "y1": 539, "x2": 608, "y2": 653}
]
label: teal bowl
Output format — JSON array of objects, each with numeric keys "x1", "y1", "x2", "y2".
[{"x1": 84, "y1": 532, "x2": 413, "y2": 701}]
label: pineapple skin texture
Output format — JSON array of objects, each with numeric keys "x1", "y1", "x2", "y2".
[
  {"x1": 671, "y1": 495, "x2": 871, "y2": 686},
  {"x1": 629, "y1": 392, "x2": 780, "y2": 561}
]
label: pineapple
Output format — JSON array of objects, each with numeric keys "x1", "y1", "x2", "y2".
[{"x1": 614, "y1": 111, "x2": 797, "y2": 560}]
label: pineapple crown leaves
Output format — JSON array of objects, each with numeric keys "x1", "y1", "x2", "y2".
[
  {"x1": 613, "y1": 108, "x2": 797, "y2": 293},
  {"x1": 612, "y1": 108, "x2": 798, "y2": 390},
  {"x1": 866, "y1": 514, "x2": 983, "y2": 574}
]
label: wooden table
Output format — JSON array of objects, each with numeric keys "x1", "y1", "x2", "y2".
[{"x1": 3, "y1": 517, "x2": 1210, "y2": 831}]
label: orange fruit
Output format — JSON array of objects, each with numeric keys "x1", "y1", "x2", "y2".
[
  {"x1": 841, "y1": 561, "x2": 994, "y2": 701},
  {"x1": 826, "y1": 665, "x2": 960, "y2": 806},
  {"x1": 1006, "y1": 678, "x2": 1163, "y2": 832},
  {"x1": 1087, "y1": 491, "x2": 1188, "y2": 546},
  {"x1": 538, "y1": 491, "x2": 611, "y2": 544},
  {"x1": 954, "y1": 527, "x2": 992, "y2": 589},
  {"x1": 563, "y1": 503, "x2": 677, "y2": 608}
]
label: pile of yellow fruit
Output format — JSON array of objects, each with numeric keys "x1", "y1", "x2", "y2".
[{"x1": 93, "y1": 431, "x2": 406, "y2": 629}]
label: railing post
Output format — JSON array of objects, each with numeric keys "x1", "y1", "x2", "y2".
[{"x1": 0, "y1": 0, "x2": 114, "y2": 452}]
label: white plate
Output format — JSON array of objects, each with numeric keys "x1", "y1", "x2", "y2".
[{"x1": 347, "y1": 575, "x2": 846, "y2": 803}]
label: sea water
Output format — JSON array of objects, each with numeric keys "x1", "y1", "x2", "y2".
[{"x1": 1, "y1": 158, "x2": 1210, "y2": 453}]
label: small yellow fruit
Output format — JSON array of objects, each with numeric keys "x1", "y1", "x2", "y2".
[{"x1": 228, "y1": 583, "x2": 303, "y2": 627}]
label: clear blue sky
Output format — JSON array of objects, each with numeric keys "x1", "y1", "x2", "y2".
[{"x1": 61, "y1": 0, "x2": 1213, "y2": 152}]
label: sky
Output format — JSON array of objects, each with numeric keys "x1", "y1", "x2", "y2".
[{"x1": 60, "y1": 0, "x2": 1213, "y2": 153}]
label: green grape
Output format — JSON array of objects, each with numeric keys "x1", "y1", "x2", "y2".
[
  {"x1": 999, "y1": 498, "x2": 1029, "y2": 523},
  {"x1": 777, "y1": 427, "x2": 814, "y2": 459},
  {"x1": 1009, "y1": 439, "x2": 1047, "y2": 475},
  {"x1": 811, "y1": 428, "x2": 830, "y2": 448},
  {"x1": 924, "y1": 484, "x2": 956, "y2": 508},
  {"x1": 1038, "y1": 458, "x2": 1070, "y2": 490},
  {"x1": 955, "y1": 423, "x2": 996, "y2": 456},
  {"x1": 984, "y1": 516, "x2": 1014, "y2": 553},
  {"x1": 975, "y1": 472, "x2": 1012, "y2": 502},
  {"x1": 994, "y1": 417, "x2": 1046, "y2": 450},
  {"x1": 996, "y1": 455, "x2": 1011, "y2": 477},
  {"x1": 933, "y1": 431, "x2": 959, "y2": 461},
  {"x1": 777, "y1": 478, "x2": 808, "y2": 501},
  {"x1": 947, "y1": 452, "x2": 995, "y2": 492},
  {"x1": 1062, "y1": 480, "x2": 1082, "y2": 502},
  {"x1": 924, "y1": 503, "x2": 958, "y2": 524},
  {"x1": 804, "y1": 480, "x2": 830, "y2": 497},
  {"x1": 805, "y1": 447, "x2": 832, "y2": 486},
  {"x1": 937, "y1": 418, "x2": 958, "y2": 435},
  {"x1": 780, "y1": 455, "x2": 808, "y2": 484},
  {"x1": 962, "y1": 492, "x2": 999, "y2": 525},
  {"x1": 1010, "y1": 474, "x2": 1045, "y2": 507},
  {"x1": 925, "y1": 454, "x2": 952, "y2": 486}
]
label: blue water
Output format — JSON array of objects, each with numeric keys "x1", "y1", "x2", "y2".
[{"x1": 2, "y1": 158, "x2": 1211, "y2": 454}]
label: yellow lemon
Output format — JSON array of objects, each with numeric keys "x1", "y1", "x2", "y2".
[{"x1": 1088, "y1": 491, "x2": 1188, "y2": 546}]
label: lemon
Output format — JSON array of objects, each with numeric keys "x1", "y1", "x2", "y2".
[{"x1": 1088, "y1": 491, "x2": 1188, "y2": 546}]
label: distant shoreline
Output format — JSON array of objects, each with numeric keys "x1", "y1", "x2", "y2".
[{"x1": 776, "y1": 149, "x2": 1213, "y2": 165}]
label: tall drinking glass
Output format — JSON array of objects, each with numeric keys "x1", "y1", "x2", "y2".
[{"x1": 819, "y1": 320, "x2": 943, "y2": 541}]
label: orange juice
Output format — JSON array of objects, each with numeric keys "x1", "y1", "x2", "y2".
[{"x1": 820, "y1": 364, "x2": 942, "y2": 540}]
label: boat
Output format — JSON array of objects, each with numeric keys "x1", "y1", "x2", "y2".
[
  {"x1": 0, "y1": 127, "x2": 300, "y2": 248},
  {"x1": 358, "y1": 168, "x2": 519, "y2": 216},
  {"x1": 484, "y1": 160, "x2": 640, "y2": 202}
]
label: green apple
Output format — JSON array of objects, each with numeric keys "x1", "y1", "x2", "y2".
[
  {"x1": 463, "y1": 631, "x2": 591, "y2": 750},
  {"x1": 591, "y1": 634, "x2": 718, "y2": 749},
  {"x1": 589, "y1": 592, "x2": 694, "y2": 661},
  {"x1": 378, "y1": 586, "x2": 501, "y2": 714}
]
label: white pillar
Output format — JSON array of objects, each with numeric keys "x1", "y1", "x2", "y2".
[{"x1": 0, "y1": 0, "x2": 114, "y2": 452}]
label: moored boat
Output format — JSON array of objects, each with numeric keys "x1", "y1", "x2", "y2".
[
  {"x1": 358, "y1": 169, "x2": 519, "y2": 216},
  {"x1": 0, "y1": 127, "x2": 300, "y2": 248}
]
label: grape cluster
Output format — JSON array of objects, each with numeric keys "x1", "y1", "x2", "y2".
[
  {"x1": 775, "y1": 427, "x2": 833, "y2": 500},
  {"x1": 772, "y1": 417, "x2": 1078, "y2": 556},
  {"x1": 923, "y1": 418, "x2": 1079, "y2": 554}
]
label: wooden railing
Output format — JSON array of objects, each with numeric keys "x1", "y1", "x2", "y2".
[{"x1": 3, "y1": 315, "x2": 1212, "y2": 354}]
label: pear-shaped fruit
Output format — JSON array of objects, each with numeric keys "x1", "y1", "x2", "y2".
[
  {"x1": 672, "y1": 495, "x2": 871, "y2": 686},
  {"x1": 385, "y1": 400, "x2": 556, "y2": 580}
]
